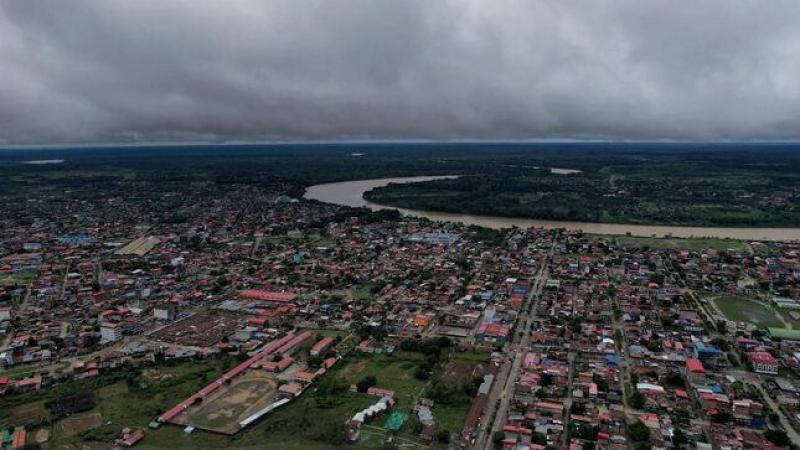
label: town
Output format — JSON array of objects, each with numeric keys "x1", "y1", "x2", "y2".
[{"x1": 0, "y1": 169, "x2": 798, "y2": 450}]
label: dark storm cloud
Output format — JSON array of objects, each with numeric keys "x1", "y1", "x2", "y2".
[{"x1": 1, "y1": 0, "x2": 799, "y2": 144}]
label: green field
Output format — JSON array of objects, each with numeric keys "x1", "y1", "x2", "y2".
[
  {"x1": 352, "y1": 283, "x2": 379, "y2": 301},
  {"x1": 0, "y1": 356, "x2": 240, "y2": 444},
  {"x1": 0, "y1": 361, "x2": 70, "y2": 381},
  {"x1": 449, "y1": 351, "x2": 491, "y2": 364},
  {"x1": 332, "y1": 352, "x2": 428, "y2": 405},
  {"x1": 2, "y1": 351, "x2": 472, "y2": 449},
  {"x1": 597, "y1": 235, "x2": 749, "y2": 253},
  {"x1": 0, "y1": 271, "x2": 36, "y2": 285},
  {"x1": 711, "y1": 295, "x2": 784, "y2": 329}
]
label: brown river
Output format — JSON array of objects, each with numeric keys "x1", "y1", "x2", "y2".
[{"x1": 304, "y1": 176, "x2": 800, "y2": 241}]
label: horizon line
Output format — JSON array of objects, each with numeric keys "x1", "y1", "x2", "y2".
[{"x1": 3, "y1": 138, "x2": 800, "y2": 151}]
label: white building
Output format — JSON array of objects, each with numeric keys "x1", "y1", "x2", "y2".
[
  {"x1": 100, "y1": 322, "x2": 122, "y2": 344},
  {"x1": 0, "y1": 306, "x2": 11, "y2": 321},
  {"x1": 154, "y1": 306, "x2": 175, "y2": 321}
]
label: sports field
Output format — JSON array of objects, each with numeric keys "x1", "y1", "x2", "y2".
[
  {"x1": 711, "y1": 295, "x2": 784, "y2": 328},
  {"x1": 173, "y1": 371, "x2": 279, "y2": 434}
]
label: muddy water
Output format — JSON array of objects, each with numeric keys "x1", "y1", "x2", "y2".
[{"x1": 304, "y1": 176, "x2": 800, "y2": 241}]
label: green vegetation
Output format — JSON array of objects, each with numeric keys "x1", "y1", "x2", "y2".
[
  {"x1": 5, "y1": 144, "x2": 800, "y2": 231},
  {"x1": 628, "y1": 419, "x2": 651, "y2": 444},
  {"x1": 0, "y1": 271, "x2": 37, "y2": 285},
  {"x1": 768, "y1": 327, "x2": 800, "y2": 340},
  {"x1": 0, "y1": 361, "x2": 70, "y2": 381},
  {"x1": 598, "y1": 235, "x2": 749, "y2": 252},
  {"x1": 711, "y1": 295, "x2": 784, "y2": 328},
  {"x1": 449, "y1": 351, "x2": 491, "y2": 364},
  {"x1": 352, "y1": 282, "x2": 380, "y2": 301},
  {"x1": 334, "y1": 352, "x2": 428, "y2": 404},
  {"x1": 362, "y1": 146, "x2": 800, "y2": 227}
]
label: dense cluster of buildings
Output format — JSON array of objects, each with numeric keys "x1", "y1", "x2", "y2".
[
  {"x1": 490, "y1": 233, "x2": 800, "y2": 449},
  {"x1": 2, "y1": 177, "x2": 800, "y2": 449}
]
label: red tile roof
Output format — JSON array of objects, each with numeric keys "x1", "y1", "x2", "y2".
[
  {"x1": 686, "y1": 358, "x2": 705, "y2": 373},
  {"x1": 240, "y1": 290, "x2": 297, "y2": 303}
]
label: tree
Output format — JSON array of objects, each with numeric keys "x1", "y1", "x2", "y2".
[
  {"x1": 436, "y1": 430, "x2": 450, "y2": 443},
  {"x1": 663, "y1": 372, "x2": 685, "y2": 388},
  {"x1": 672, "y1": 427, "x2": 687, "y2": 446},
  {"x1": 414, "y1": 367, "x2": 430, "y2": 380},
  {"x1": 532, "y1": 432, "x2": 547, "y2": 445},
  {"x1": 629, "y1": 392, "x2": 645, "y2": 409},
  {"x1": 356, "y1": 375, "x2": 377, "y2": 393},
  {"x1": 492, "y1": 431, "x2": 505, "y2": 447},
  {"x1": 710, "y1": 337, "x2": 731, "y2": 351},
  {"x1": 764, "y1": 429, "x2": 791, "y2": 447},
  {"x1": 628, "y1": 420, "x2": 650, "y2": 443}
]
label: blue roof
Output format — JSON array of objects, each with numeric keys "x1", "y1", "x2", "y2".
[{"x1": 694, "y1": 342, "x2": 722, "y2": 355}]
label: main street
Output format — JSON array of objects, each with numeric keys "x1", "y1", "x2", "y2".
[
  {"x1": 725, "y1": 368, "x2": 800, "y2": 445},
  {"x1": 473, "y1": 242, "x2": 553, "y2": 449}
]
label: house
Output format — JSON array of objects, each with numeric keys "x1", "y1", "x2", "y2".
[
  {"x1": 367, "y1": 387, "x2": 396, "y2": 398},
  {"x1": 0, "y1": 306, "x2": 11, "y2": 321},
  {"x1": 686, "y1": 358, "x2": 706, "y2": 382},
  {"x1": 100, "y1": 322, "x2": 122, "y2": 344},
  {"x1": 260, "y1": 355, "x2": 294, "y2": 372},
  {"x1": 749, "y1": 351, "x2": 779, "y2": 375},
  {"x1": 693, "y1": 342, "x2": 722, "y2": 362},
  {"x1": 310, "y1": 337, "x2": 334, "y2": 357},
  {"x1": 278, "y1": 382, "x2": 303, "y2": 398},
  {"x1": 292, "y1": 370, "x2": 318, "y2": 383},
  {"x1": 120, "y1": 428, "x2": 145, "y2": 447},
  {"x1": 15, "y1": 375, "x2": 42, "y2": 391},
  {"x1": 240, "y1": 290, "x2": 297, "y2": 303},
  {"x1": 475, "y1": 323, "x2": 511, "y2": 344},
  {"x1": 153, "y1": 305, "x2": 176, "y2": 321}
]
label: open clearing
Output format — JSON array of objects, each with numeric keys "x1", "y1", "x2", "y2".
[
  {"x1": 55, "y1": 410, "x2": 103, "y2": 436},
  {"x1": 598, "y1": 234, "x2": 749, "y2": 253},
  {"x1": 333, "y1": 352, "x2": 427, "y2": 404},
  {"x1": 1, "y1": 400, "x2": 50, "y2": 428},
  {"x1": 173, "y1": 371, "x2": 278, "y2": 434},
  {"x1": 711, "y1": 295, "x2": 785, "y2": 329}
]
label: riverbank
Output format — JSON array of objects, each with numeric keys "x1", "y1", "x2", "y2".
[{"x1": 304, "y1": 176, "x2": 800, "y2": 241}]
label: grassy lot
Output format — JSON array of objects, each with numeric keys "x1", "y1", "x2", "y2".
[
  {"x1": 3, "y1": 352, "x2": 465, "y2": 449},
  {"x1": 596, "y1": 234, "x2": 749, "y2": 253},
  {"x1": 307, "y1": 233, "x2": 336, "y2": 248},
  {"x1": 0, "y1": 271, "x2": 36, "y2": 285},
  {"x1": 135, "y1": 391, "x2": 377, "y2": 450},
  {"x1": 435, "y1": 401, "x2": 470, "y2": 436},
  {"x1": 0, "y1": 356, "x2": 238, "y2": 447},
  {"x1": 0, "y1": 400, "x2": 49, "y2": 429},
  {"x1": 711, "y1": 295, "x2": 784, "y2": 328},
  {"x1": 352, "y1": 283, "x2": 379, "y2": 302},
  {"x1": 332, "y1": 352, "x2": 428, "y2": 405},
  {"x1": 449, "y1": 351, "x2": 491, "y2": 364},
  {"x1": 298, "y1": 328, "x2": 347, "y2": 339},
  {"x1": 0, "y1": 361, "x2": 70, "y2": 380}
]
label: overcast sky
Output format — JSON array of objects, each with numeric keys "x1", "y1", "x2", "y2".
[{"x1": 2, "y1": 1, "x2": 799, "y2": 145}]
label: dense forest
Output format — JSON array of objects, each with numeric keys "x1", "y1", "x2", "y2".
[
  {"x1": 361, "y1": 145, "x2": 800, "y2": 227},
  {"x1": 3, "y1": 142, "x2": 800, "y2": 227}
]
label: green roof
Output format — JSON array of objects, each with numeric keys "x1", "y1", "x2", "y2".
[
  {"x1": 383, "y1": 411, "x2": 408, "y2": 432},
  {"x1": 767, "y1": 327, "x2": 800, "y2": 340}
]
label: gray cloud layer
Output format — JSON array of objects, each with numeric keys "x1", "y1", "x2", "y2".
[{"x1": 2, "y1": 1, "x2": 800, "y2": 144}]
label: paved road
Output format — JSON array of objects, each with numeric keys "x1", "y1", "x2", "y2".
[
  {"x1": 668, "y1": 259, "x2": 799, "y2": 445},
  {"x1": 725, "y1": 368, "x2": 800, "y2": 445},
  {"x1": 474, "y1": 243, "x2": 553, "y2": 449}
]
